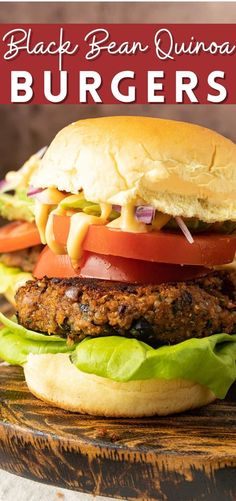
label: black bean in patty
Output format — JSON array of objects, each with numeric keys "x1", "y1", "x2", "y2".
[{"x1": 15, "y1": 270, "x2": 236, "y2": 347}]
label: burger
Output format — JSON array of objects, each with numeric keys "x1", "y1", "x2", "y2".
[
  {"x1": 0, "y1": 149, "x2": 44, "y2": 304},
  {"x1": 1, "y1": 116, "x2": 236, "y2": 417}
]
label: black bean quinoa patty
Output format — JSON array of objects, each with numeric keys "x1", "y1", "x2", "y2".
[
  {"x1": 15, "y1": 270, "x2": 236, "y2": 347},
  {"x1": 0, "y1": 245, "x2": 43, "y2": 273}
]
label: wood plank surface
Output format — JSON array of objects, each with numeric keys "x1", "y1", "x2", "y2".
[{"x1": 0, "y1": 364, "x2": 236, "y2": 501}]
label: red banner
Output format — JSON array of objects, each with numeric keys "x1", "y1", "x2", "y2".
[{"x1": 0, "y1": 24, "x2": 235, "y2": 104}]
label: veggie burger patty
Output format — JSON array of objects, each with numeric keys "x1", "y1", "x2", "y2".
[
  {"x1": 16, "y1": 269, "x2": 236, "y2": 346},
  {"x1": 0, "y1": 245, "x2": 43, "y2": 273}
]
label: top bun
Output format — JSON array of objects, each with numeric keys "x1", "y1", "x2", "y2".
[{"x1": 31, "y1": 116, "x2": 236, "y2": 222}]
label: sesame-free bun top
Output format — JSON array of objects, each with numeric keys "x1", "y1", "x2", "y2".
[{"x1": 31, "y1": 116, "x2": 236, "y2": 222}]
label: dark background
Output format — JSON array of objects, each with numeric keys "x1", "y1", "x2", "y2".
[{"x1": 0, "y1": 2, "x2": 236, "y2": 175}]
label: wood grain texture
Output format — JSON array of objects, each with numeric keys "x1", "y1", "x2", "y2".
[{"x1": 0, "y1": 365, "x2": 236, "y2": 501}]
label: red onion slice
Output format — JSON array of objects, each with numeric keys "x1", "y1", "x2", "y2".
[
  {"x1": 27, "y1": 186, "x2": 44, "y2": 197},
  {"x1": 175, "y1": 216, "x2": 194, "y2": 244},
  {"x1": 29, "y1": 189, "x2": 58, "y2": 205},
  {"x1": 136, "y1": 205, "x2": 155, "y2": 224},
  {"x1": 112, "y1": 204, "x2": 155, "y2": 224},
  {"x1": 112, "y1": 204, "x2": 121, "y2": 213}
]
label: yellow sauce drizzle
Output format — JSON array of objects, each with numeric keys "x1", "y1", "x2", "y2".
[
  {"x1": 35, "y1": 191, "x2": 160, "y2": 268},
  {"x1": 34, "y1": 188, "x2": 67, "y2": 244},
  {"x1": 152, "y1": 213, "x2": 171, "y2": 230},
  {"x1": 45, "y1": 208, "x2": 65, "y2": 255},
  {"x1": 67, "y1": 211, "x2": 108, "y2": 266},
  {"x1": 100, "y1": 203, "x2": 112, "y2": 219},
  {"x1": 35, "y1": 200, "x2": 51, "y2": 244},
  {"x1": 108, "y1": 204, "x2": 147, "y2": 233}
]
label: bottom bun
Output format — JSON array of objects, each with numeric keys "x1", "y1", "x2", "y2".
[{"x1": 24, "y1": 353, "x2": 216, "y2": 417}]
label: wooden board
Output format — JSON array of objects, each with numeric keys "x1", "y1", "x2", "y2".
[{"x1": 0, "y1": 365, "x2": 236, "y2": 501}]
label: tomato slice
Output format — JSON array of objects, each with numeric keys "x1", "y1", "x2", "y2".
[
  {"x1": 33, "y1": 246, "x2": 79, "y2": 278},
  {"x1": 79, "y1": 253, "x2": 208, "y2": 283},
  {"x1": 53, "y1": 215, "x2": 236, "y2": 267},
  {"x1": 0, "y1": 222, "x2": 41, "y2": 252},
  {"x1": 33, "y1": 246, "x2": 208, "y2": 283}
]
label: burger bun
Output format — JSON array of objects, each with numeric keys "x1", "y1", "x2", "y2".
[{"x1": 24, "y1": 353, "x2": 216, "y2": 417}]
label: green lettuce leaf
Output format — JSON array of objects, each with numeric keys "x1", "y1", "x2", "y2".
[
  {"x1": 0, "y1": 313, "x2": 75, "y2": 365},
  {"x1": 0, "y1": 313, "x2": 69, "y2": 342},
  {"x1": 0, "y1": 263, "x2": 32, "y2": 303},
  {"x1": 0, "y1": 310, "x2": 236, "y2": 399},
  {"x1": 71, "y1": 334, "x2": 236, "y2": 399},
  {"x1": 0, "y1": 191, "x2": 35, "y2": 222}
]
